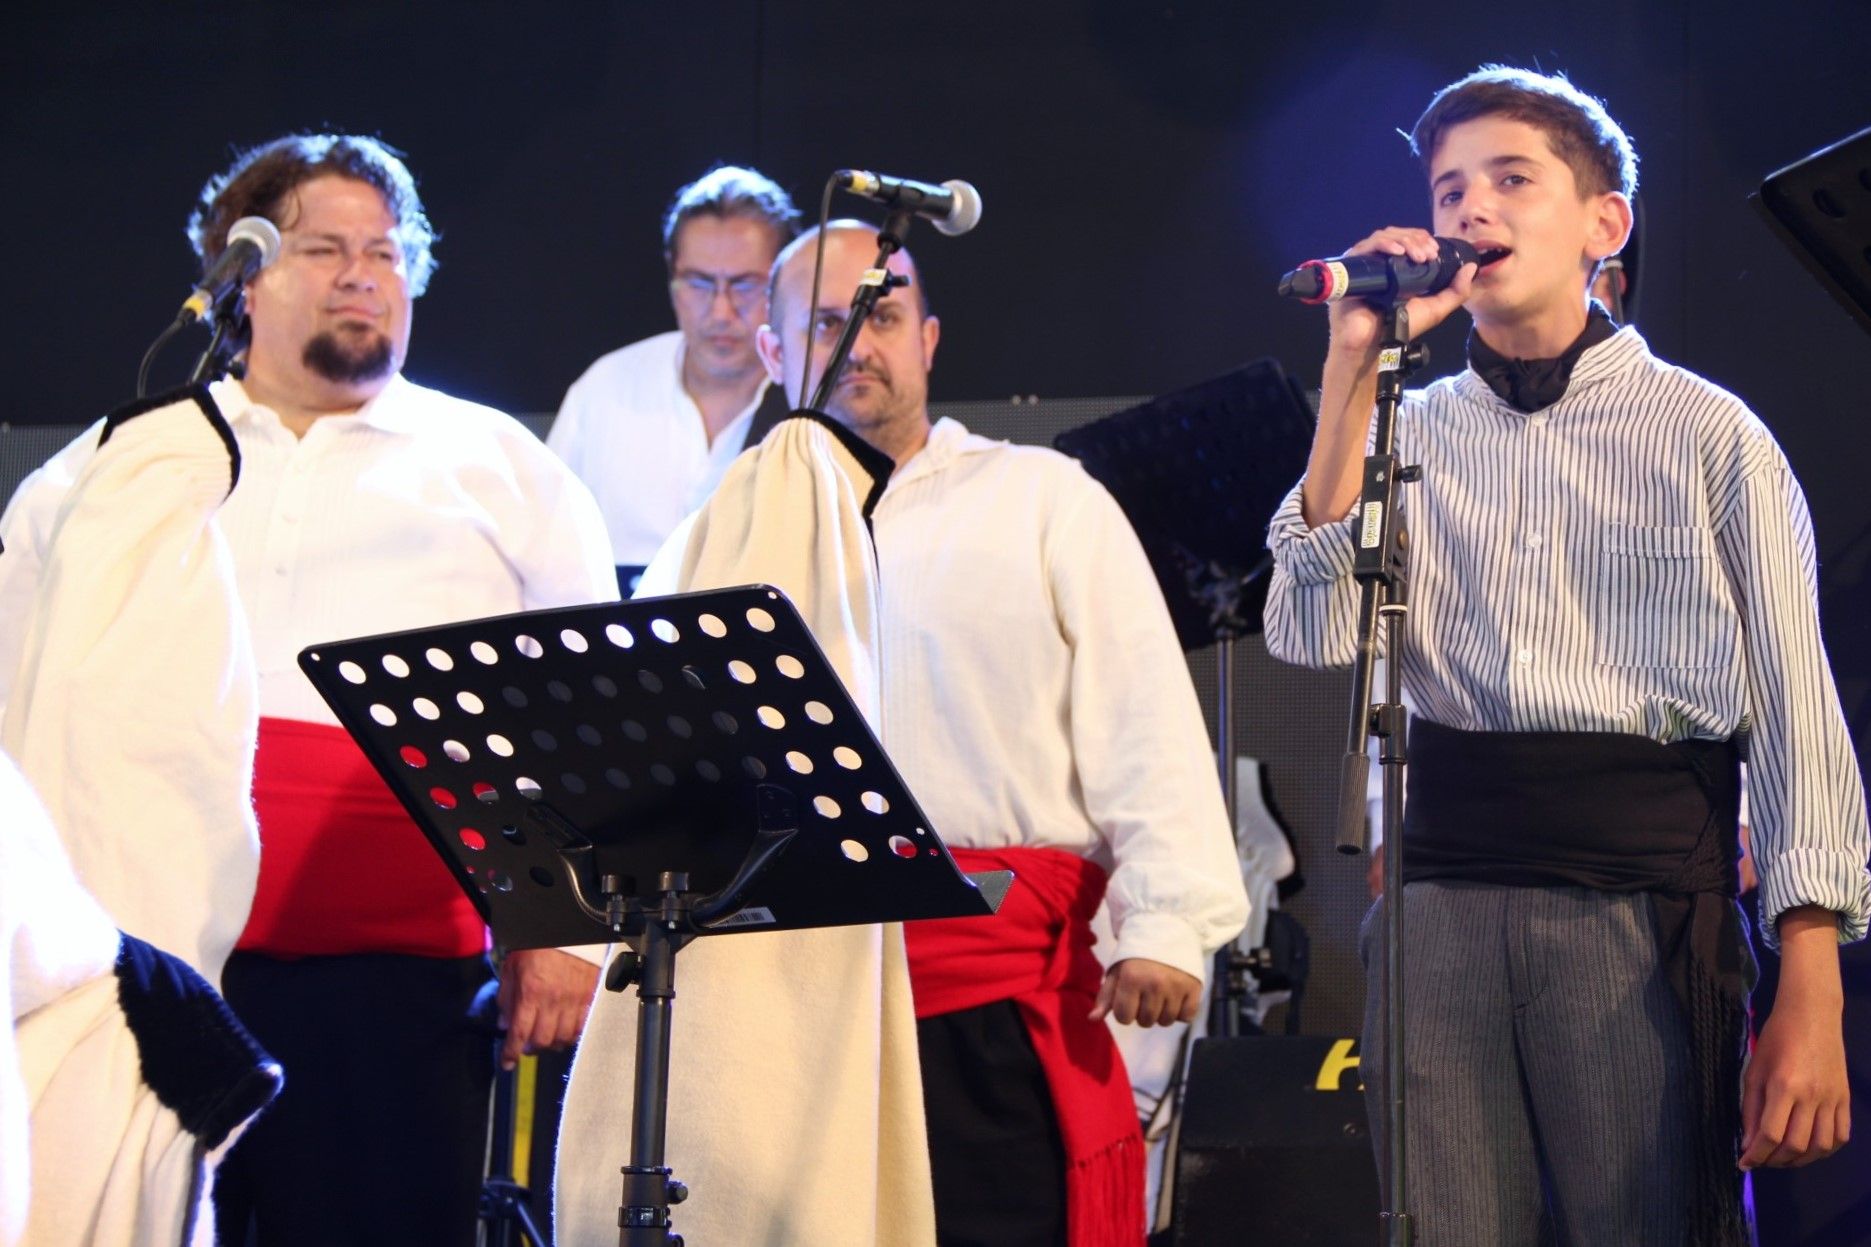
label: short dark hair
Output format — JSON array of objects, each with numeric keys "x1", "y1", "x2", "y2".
[
  {"x1": 187, "y1": 134, "x2": 438, "y2": 296},
  {"x1": 766, "y1": 221, "x2": 931, "y2": 331},
  {"x1": 1409, "y1": 67, "x2": 1638, "y2": 200},
  {"x1": 661, "y1": 165, "x2": 801, "y2": 270}
]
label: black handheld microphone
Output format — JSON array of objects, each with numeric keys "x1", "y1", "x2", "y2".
[
  {"x1": 1278, "y1": 237, "x2": 1482, "y2": 305},
  {"x1": 177, "y1": 216, "x2": 282, "y2": 324},
  {"x1": 835, "y1": 170, "x2": 983, "y2": 237}
]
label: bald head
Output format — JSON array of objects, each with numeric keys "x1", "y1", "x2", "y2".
[
  {"x1": 765, "y1": 220, "x2": 930, "y2": 330},
  {"x1": 756, "y1": 221, "x2": 941, "y2": 465}
]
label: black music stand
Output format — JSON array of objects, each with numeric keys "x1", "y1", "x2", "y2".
[
  {"x1": 1757, "y1": 125, "x2": 1871, "y2": 337},
  {"x1": 1054, "y1": 357, "x2": 1315, "y2": 1036},
  {"x1": 299, "y1": 586, "x2": 1009, "y2": 1245}
]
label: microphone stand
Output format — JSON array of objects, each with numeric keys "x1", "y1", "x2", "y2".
[
  {"x1": 806, "y1": 208, "x2": 916, "y2": 411},
  {"x1": 137, "y1": 304, "x2": 243, "y2": 398},
  {"x1": 1194, "y1": 561, "x2": 1261, "y2": 1039},
  {"x1": 189, "y1": 312, "x2": 240, "y2": 384},
  {"x1": 1332, "y1": 300, "x2": 1424, "y2": 1247}
]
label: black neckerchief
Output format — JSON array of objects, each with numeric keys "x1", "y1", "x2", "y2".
[{"x1": 1467, "y1": 303, "x2": 1617, "y2": 413}]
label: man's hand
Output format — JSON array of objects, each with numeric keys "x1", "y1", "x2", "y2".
[
  {"x1": 497, "y1": 948, "x2": 600, "y2": 1071},
  {"x1": 1090, "y1": 958, "x2": 1202, "y2": 1027},
  {"x1": 1739, "y1": 907, "x2": 1850, "y2": 1169}
]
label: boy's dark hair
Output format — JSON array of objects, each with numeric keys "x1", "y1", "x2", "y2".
[
  {"x1": 187, "y1": 134, "x2": 438, "y2": 296},
  {"x1": 661, "y1": 166, "x2": 802, "y2": 270},
  {"x1": 1410, "y1": 66, "x2": 1638, "y2": 200}
]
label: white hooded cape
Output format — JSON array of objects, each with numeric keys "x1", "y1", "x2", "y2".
[
  {"x1": 0, "y1": 390, "x2": 260, "y2": 985},
  {"x1": 0, "y1": 389, "x2": 271, "y2": 1245},
  {"x1": 555, "y1": 415, "x2": 935, "y2": 1246}
]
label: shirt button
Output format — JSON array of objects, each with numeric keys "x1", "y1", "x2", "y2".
[
  {"x1": 1517, "y1": 648, "x2": 1533, "y2": 665},
  {"x1": 275, "y1": 564, "x2": 290, "y2": 577},
  {"x1": 1527, "y1": 533, "x2": 1544, "y2": 549}
]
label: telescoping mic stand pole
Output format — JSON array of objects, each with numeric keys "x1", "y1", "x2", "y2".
[
  {"x1": 806, "y1": 208, "x2": 917, "y2": 412},
  {"x1": 1332, "y1": 302, "x2": 1424, "y2": 1247}
]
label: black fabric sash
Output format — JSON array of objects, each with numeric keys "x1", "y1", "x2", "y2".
[{"x1": 1402, "y1": 718, "x2": 1754, "y2": 1246}]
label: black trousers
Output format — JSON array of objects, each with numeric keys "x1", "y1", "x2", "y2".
[
  {"x1": 917, "y1": 999, "x2": 1068, "y2": 1247},
  {"x1": 213, "y1": 950, "x2": 495, "y2": 1247}
]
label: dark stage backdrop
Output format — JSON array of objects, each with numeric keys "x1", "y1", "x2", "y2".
[
  {"x1": 6, "y1": 1, "x2": 1870, "y2": 708},
  {"x1": 6, "y1": 1, "x2": 1870, "y2": 1239}
]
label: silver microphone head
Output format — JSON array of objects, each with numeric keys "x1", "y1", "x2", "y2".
[
  {"x1": 935, "y1": 180, "x2": 983, "y2": 237},
  {"x1": 226, "y1": 216, "x2": 283, "y2": 267}
]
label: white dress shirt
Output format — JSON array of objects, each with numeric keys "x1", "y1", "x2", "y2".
[
  {"x1": 547, "y1": 330, "x2": 767, "y2": 567},
  {"x1": 872, "y1": 418, "x2": 1248, "y2": 980},
  {"x1": 1265, "y1": 328, "x2": 1871, "y2": 945},
  {"x1": 1, "y1": 374, "x2": 619, "y2": 725}
]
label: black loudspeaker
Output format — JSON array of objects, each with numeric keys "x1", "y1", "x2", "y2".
[{"x1": 1172, "y1": 1035, "x2": 1380, "y2": 1246}]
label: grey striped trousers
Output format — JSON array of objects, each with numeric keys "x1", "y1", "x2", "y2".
[{"x1": 1359, "y1": 881, "x2": 1748, "y2": 1246}]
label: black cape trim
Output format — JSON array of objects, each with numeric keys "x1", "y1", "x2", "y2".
[
  {"x1": 98, "y1": 384, "x2": 241, "y2": 499},
  {"x1": 114, "y1": 935, "x2": 282, "y2": 1150}
]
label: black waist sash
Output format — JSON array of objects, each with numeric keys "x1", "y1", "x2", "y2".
[{"x1": 1402, "y1": 718, "x2": 1753, "y2": 1246}]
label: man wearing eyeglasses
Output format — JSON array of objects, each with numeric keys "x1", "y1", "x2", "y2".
[{"x1": 547, "y1": 166, "x2": 801, "y2": 590}]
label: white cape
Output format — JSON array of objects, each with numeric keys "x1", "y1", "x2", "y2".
[
  {"x1": 0, "y1": 389, "x2": 269, "y2": 1244},
  {"x1": 0, "y1": 391, "x2": 260, "y2": 986},
  {"x1": 555, "y1": 416, "x2": 935, "y2": 1246}
]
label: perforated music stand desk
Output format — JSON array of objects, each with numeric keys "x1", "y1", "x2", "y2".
[
  {"x1": 1053, "y1": 357, "x2": 1314, "y2": 649},
  {"x1": 1758, "y1": 125, "x2": 1871, "y2": 338},
  {"x1": 299, "y1": 584, "x2": 1008, "y2": 1243}
]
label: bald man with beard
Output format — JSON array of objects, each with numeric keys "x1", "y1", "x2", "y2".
[{"x1": 756, "y1": 223, "x2": 1246, "y2": 1247}]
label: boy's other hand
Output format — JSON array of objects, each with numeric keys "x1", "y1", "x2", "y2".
[{"x1": 1740, "y1": 907, "x2": 1850, "y2": 1169}]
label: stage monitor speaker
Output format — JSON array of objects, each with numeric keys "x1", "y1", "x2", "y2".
[{"x1": 1172, "y1": 1035, "x2": 1378, "y2": 1246}]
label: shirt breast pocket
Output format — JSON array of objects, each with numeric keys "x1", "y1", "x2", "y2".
[{"x1": 1592, "y1": 523, "x2": 1736, "y2": 669}]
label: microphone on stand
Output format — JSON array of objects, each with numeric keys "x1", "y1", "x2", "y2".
[
  {"x1": 139, "y1": 216, "x2": 282, "y2": 396},
  {"x1": 834, "y1": 170, "x2": 983, "y2": 237},
  {"x1": 1278, "y1": 237, "x2": 1483, "y2": 305},
  {"x1": 176, "y1": 216, "x2": 282, "y2": 324}
]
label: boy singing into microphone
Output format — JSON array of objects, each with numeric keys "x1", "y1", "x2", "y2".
[{"x1": 1264, "y1": 66, "x2": 1868, "y2": 1244}]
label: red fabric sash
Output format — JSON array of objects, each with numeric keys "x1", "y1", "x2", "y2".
[
  {"x1": 238, "y1": 717, "x2": 486, "y2": 959},
  {"x1": 905, "y1": 846, "x2": 1145, "y2": 1247}
]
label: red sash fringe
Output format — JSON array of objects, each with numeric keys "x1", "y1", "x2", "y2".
[{"x1": 905, "y1": 846, "x2": 1146, "y2": 1247}]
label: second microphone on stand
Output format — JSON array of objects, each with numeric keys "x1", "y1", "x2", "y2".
[{"x1": 835, "y1": 170, "x2": 983, "y2": 237}]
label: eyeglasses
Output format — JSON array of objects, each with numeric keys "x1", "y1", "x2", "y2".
[{"x1": 670, "y1": 271, "x2": 766, "y2": 313}]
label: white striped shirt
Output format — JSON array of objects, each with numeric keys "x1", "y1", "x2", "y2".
[{"x1": 1265, "y1": 327, "x2": 1871, "y2": 945}]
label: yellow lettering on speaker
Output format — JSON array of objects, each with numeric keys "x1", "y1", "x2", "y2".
[{"x1": 1315, "y1": 1038, "x2": 1362, "y2": 1092}]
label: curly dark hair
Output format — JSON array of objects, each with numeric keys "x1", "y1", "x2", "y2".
[
  {"x1": 661, "y1": 165, "x2": 801, "y2": 270},
  {"x1": 1410, "y1": 67, "x2": 1638, "y2": 200},
  {"x1": 186, "y1": 134, "x2": 438, "y2": 296}
]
